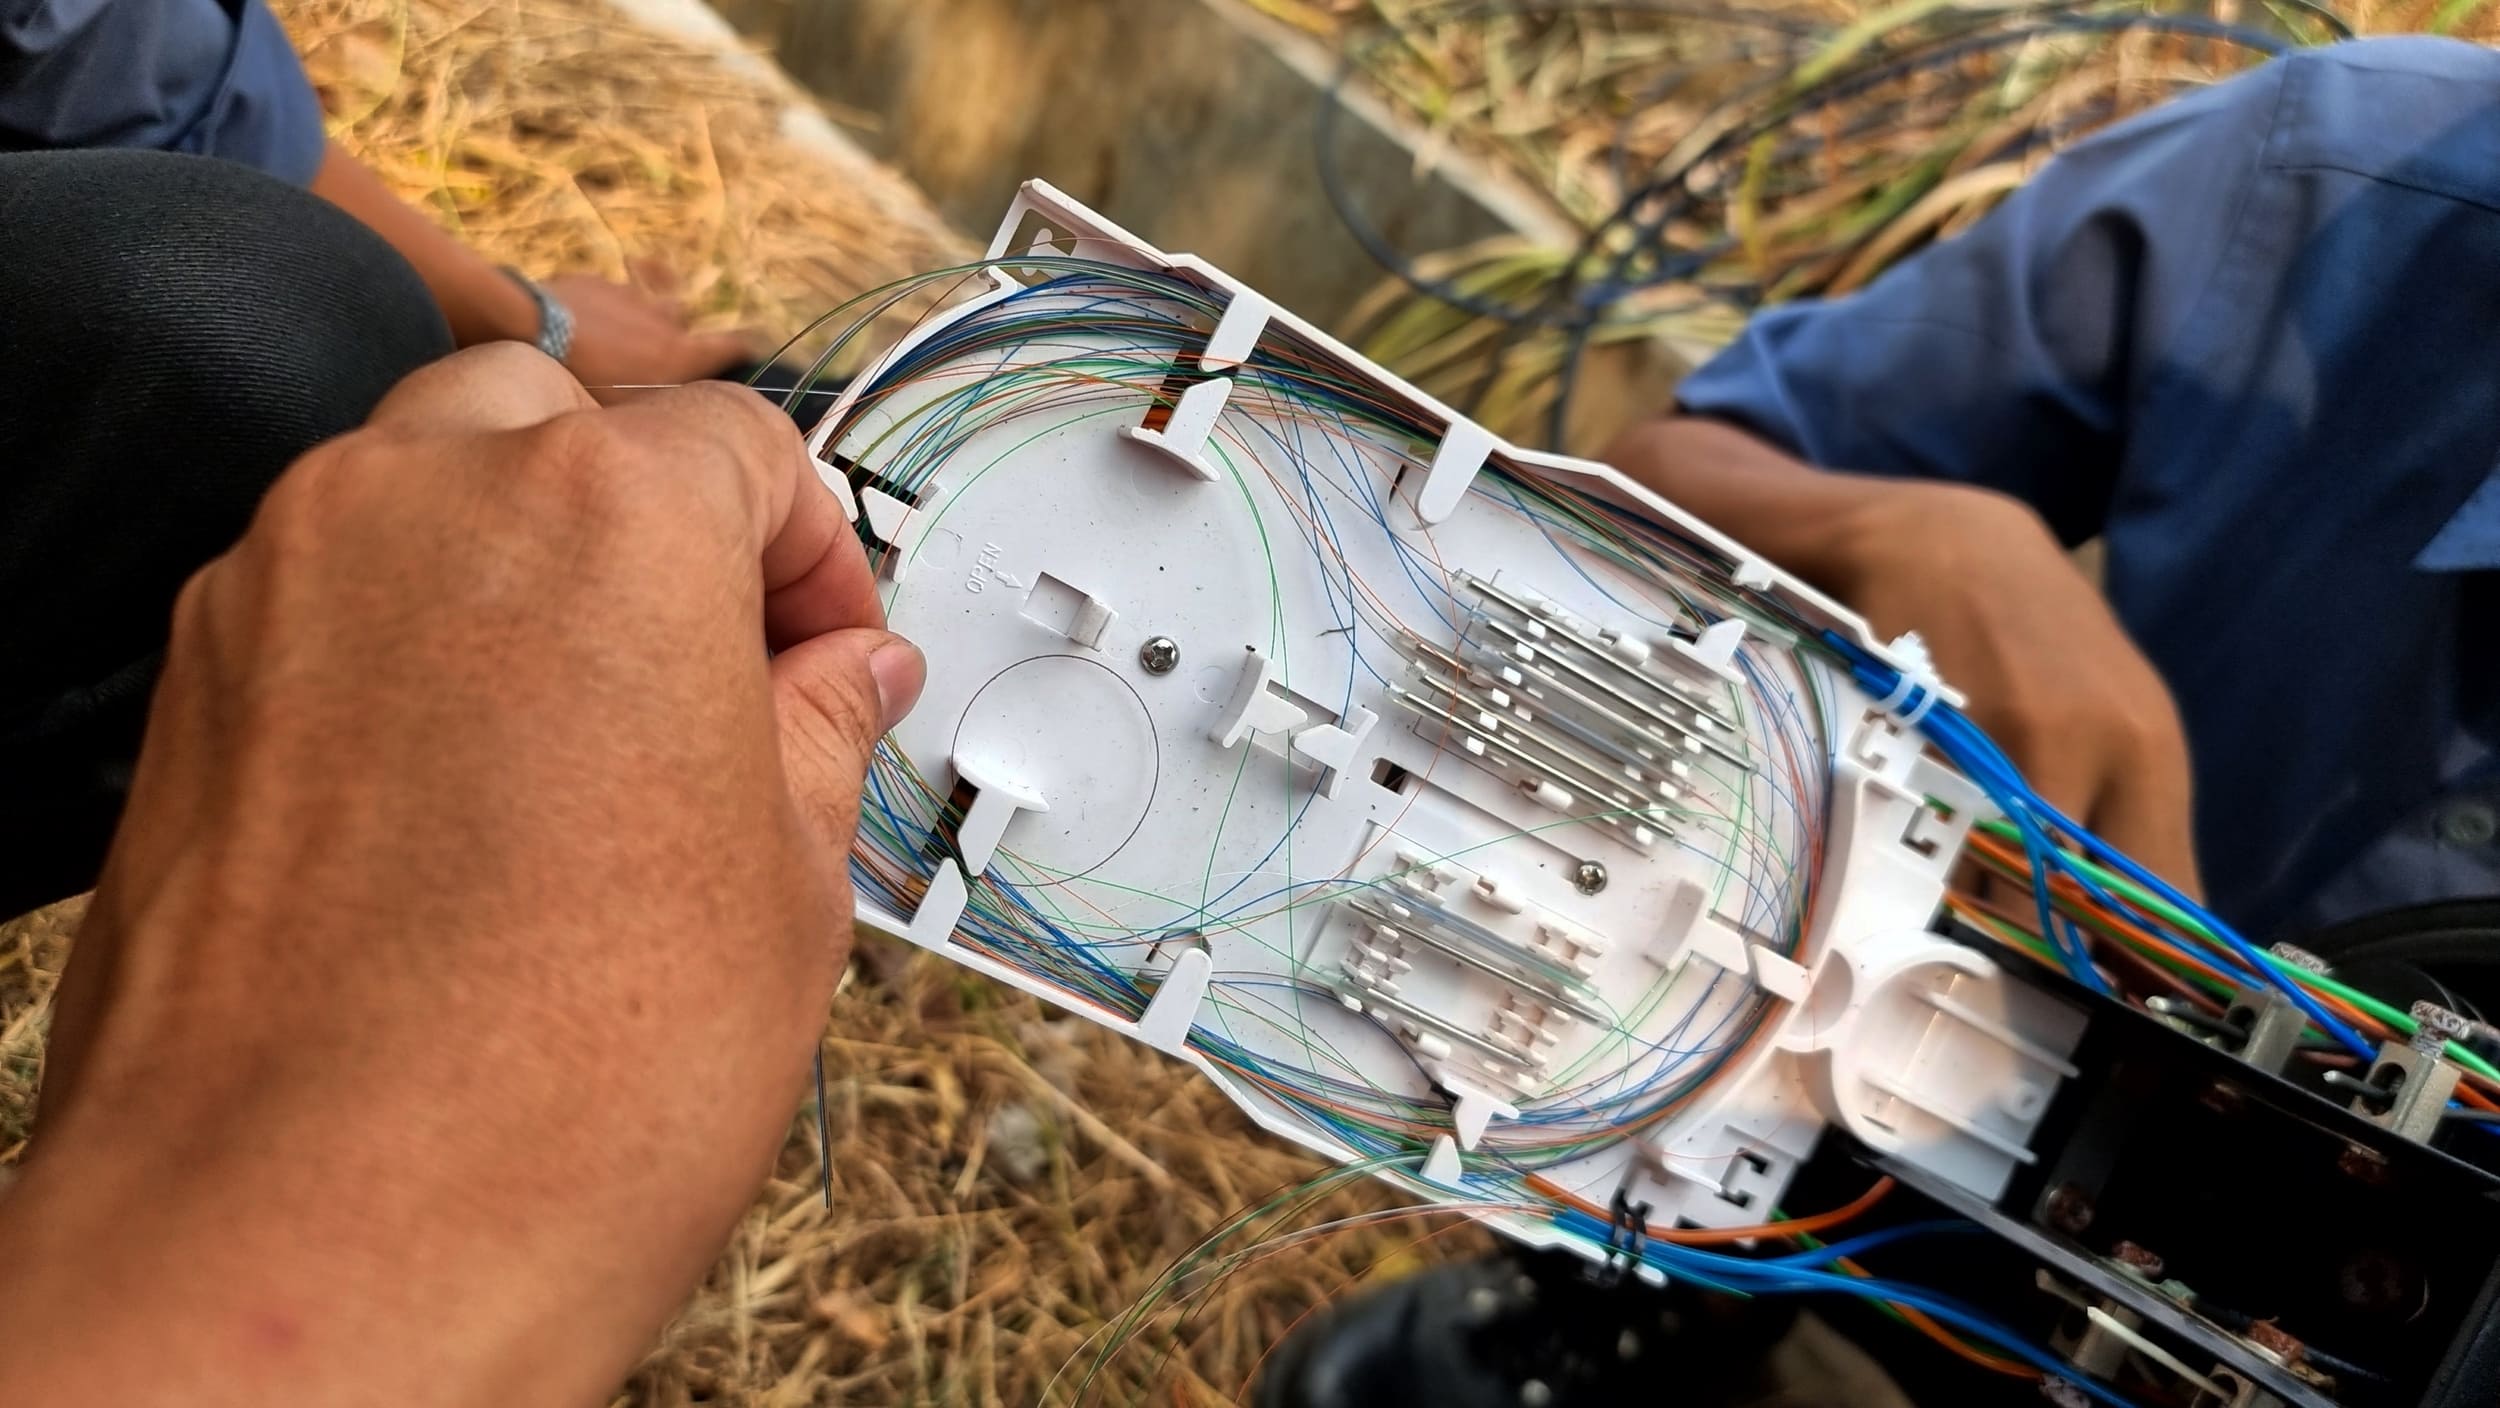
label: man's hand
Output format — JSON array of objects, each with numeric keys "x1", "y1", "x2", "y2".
[
  {"x1": 0, "y1": 345, "x2": 923, "y2": 1406},
  {"x1": 549, "y1": 264, "x2": 755, "y2": 399},
  {"x1": 311, "y1": 144, "x2": 750, "y2": 394},
  {"x1": 1606, "y1": 416, "x2": 2201, "y2": 895}
]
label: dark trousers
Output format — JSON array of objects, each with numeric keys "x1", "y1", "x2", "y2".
[{"x1": 0, "y1": 149, "x2": 456, "y2": 919}]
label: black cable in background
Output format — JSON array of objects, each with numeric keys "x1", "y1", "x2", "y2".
[{"x1": 1309, "y1": 0, "x2": 2322, "y2": 447}]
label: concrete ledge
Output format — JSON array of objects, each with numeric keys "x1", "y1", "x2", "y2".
[{"x1": 705, "y1": 0, "x2": 1576, "y2": 326}]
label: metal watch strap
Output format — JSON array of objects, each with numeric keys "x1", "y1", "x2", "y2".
[{"x1": 499, "y1": 267, "x2": 575, "y2": 364}]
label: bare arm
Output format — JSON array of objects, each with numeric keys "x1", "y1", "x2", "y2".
[
  {"x1": 309, "y1": 140, "x2": 539, "y2": 346},
  {"x1": 1605, "y1": 415, "x2": 2203, "y2": 895},
  {"x1": 1598, "y1": 417, "x2": 1903, "y2": 589},
  {"x1": 311, "y1": 141, "x2": 751, "y2": 391}
]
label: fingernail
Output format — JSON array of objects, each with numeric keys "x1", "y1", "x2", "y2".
[{"x1": 868, "y1": 637, "x2": 927, "y2": 733}]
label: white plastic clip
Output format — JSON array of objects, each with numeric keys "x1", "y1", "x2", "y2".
[
  {"x1": 905, "y1": 862, "x2": 970, "y2": 952},
  {"x1": 858, "y1": 480, "x2": 945, "y2": 585},
  {"x1": 810, "y1": 403, "x2": 901, "y2": 529},
  {"x1": 861, "y1": 488, "x2": 914, "y2": 546},
  {"x1": 1446, "y1": 1082, "x2": 1521, "y2": 1151},
  {"x1": 1659, "y1": 878, "x2": 1800, "y2": 995},
  {"x1": 1414, "y1": 421, "x2": 1495, "y2": 525},
  {"x1": 1872, "y1": 631, "x2": 1946, "y2": 728},
  {"x1": 1119, "y1": 291, "x2": 1273, "y2": 481},
  {"x1": 813, "y1": 452, "x2": 858, "y2": 520},
  {"x1": 1667, "y1": 617, "x2": 1747, "y2": 684},
  {"x1": 1133, "y1": 946, "x2": 1213, "y2": 1056},
  {"x1": 949, "y1": 754, "x2": 1050, "y2": 876},
  {"x1": 1209, "y1": 649, "x2": 1310, "y2": 748},
  {"x1": 1019, "y1": 572, "x2": 1119, "y2": 651},
  {"x1": 1289, "y1": 705, "x2": 1380, "y2": 799}
]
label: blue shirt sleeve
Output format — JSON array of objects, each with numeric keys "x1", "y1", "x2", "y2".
[
  {"x1": 1675, "y1": 39, "x2": 2500, "y2": 937},
  {"x1": 1672, "y1": 60, "x2": 2291, "y2": 548},
  {"x1": 0, "y1": 0, "x2": 328, "y2": 185}
]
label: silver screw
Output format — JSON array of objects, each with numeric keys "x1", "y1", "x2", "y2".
[
  {"x1": 1573, "y1": 860, "x2": 1608, "y2": 895},
  {"x1": 1139, "y1": 636, "x2": 1180, "y2": 675},
  {"x1": 1520, "y1": 1380, "x2": 1554, "y2": 1408}
]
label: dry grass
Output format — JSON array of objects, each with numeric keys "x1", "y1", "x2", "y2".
[
  {"x1": 0, "y1": 902, "x2": 76, "y2": 1174},
  {"x1": 0, "y1": 899, "x2": 1466, "y2": 1404},
  {"x1": 1264, "y1": 0, "x2": 2500, "y2": 230},
  {"x1": 618, "y1": 940, "x2": 1472, "y2": 1406},
  {"x1": 0, "y1": 0, "x2": 1478, "y2": 1401},
  {"x1": 283, "y1": 0, "x2": 970, "y2": 352},
  {"x1": 1254, "y1": 0, "x2": 2500, "y2": 438}
]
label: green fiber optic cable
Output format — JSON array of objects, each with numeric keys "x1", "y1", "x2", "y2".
[{"x1": 1973, "y1": 818, "x2": 2500, "y2": 1082}]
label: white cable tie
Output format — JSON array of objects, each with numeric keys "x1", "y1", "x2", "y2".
[
  {"x1": 1874, "y1": 663, "x2": 1945, "y2": 729},
  {"x1": 1901, "y1": 681, "x2": 1943, "y2": 728}
]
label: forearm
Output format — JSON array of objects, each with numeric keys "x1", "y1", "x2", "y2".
[
  {"x1": 1599, "y1": 414, "x2": 1904, "y2": 596},
  {"x1": 1603, "y1": 411, "x2": 2202, "y2": 889},
  {"x1": 0, "y1": 977, "x2": 735, "y2": 1408},
  {"x1": 0, "y1": 1125, "x2": 592, "y2": 1406},
  {"x1": 310, "y1": 140, "x2": 536, "y2": 348}
]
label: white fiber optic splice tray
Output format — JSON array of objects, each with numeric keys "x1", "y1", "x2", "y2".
[{"x1": 817, "y1": 181, "x2": 2085, "y2": 1263}]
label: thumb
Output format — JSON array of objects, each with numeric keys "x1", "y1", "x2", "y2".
[
  {"x1": 772, "y1": 628, "x2": 927, "y2": 855},
  {"x1": 365, "y1": 341, "x2": 596, "y2": 436}
]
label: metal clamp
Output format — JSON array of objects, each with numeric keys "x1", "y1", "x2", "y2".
[{"x1": 2323, "y1": 1008, "x2": 2466, "y2": 1143}]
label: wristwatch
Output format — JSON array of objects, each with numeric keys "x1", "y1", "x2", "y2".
[{"x1": 499, "y1": 267, "x2": 575, "y2": 364}]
